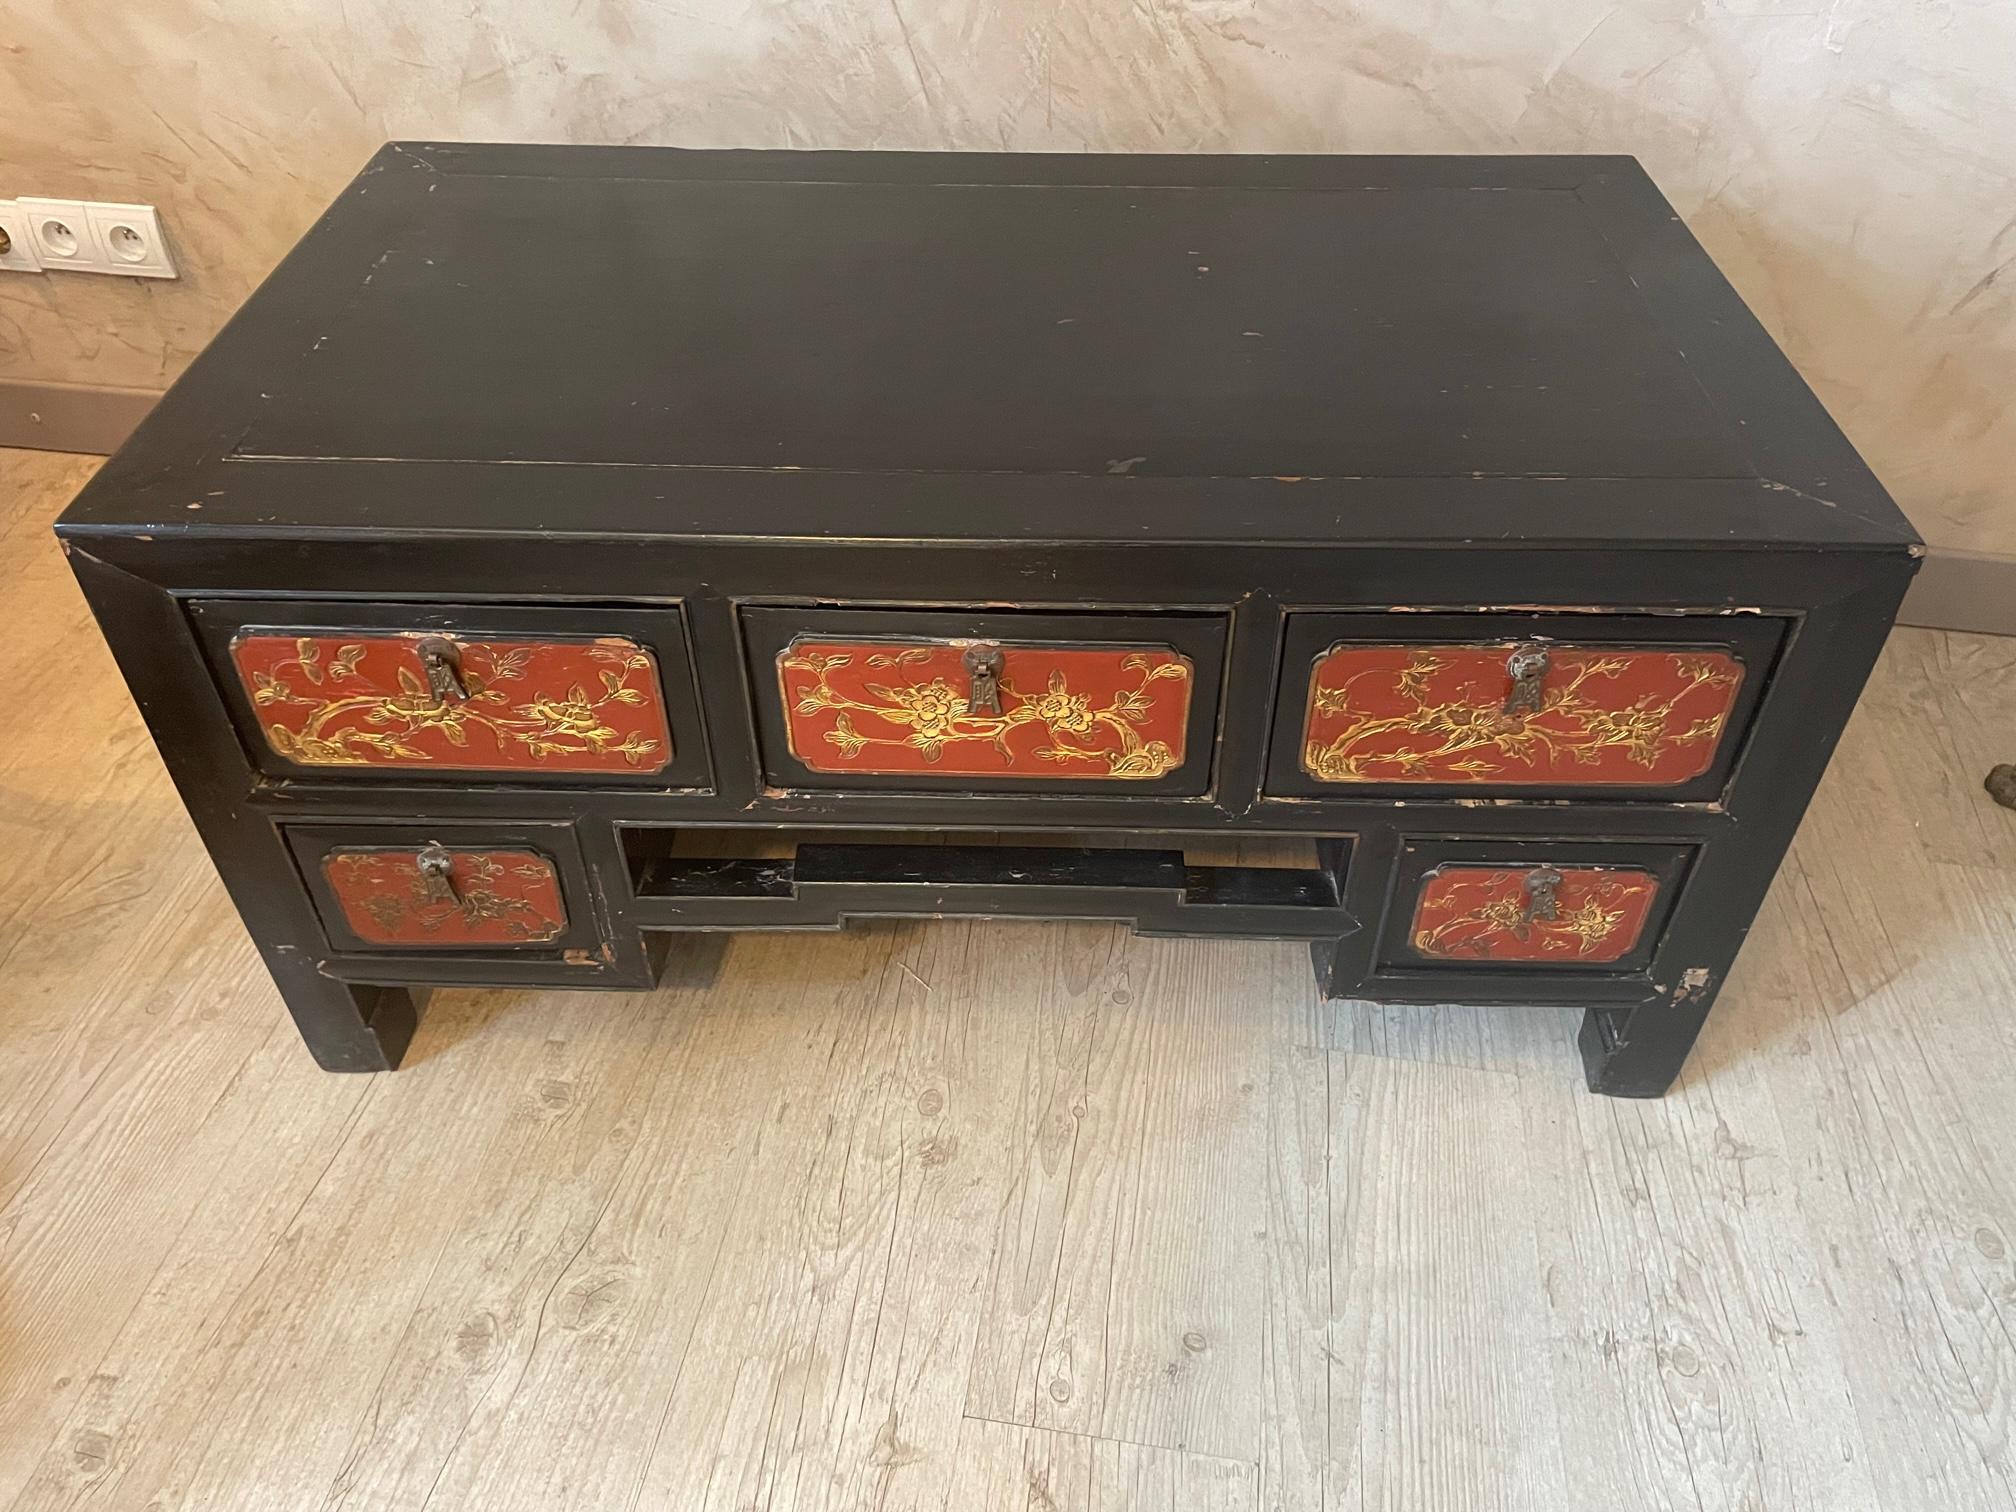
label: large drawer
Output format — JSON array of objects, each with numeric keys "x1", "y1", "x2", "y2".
[
  {"x1": 192, "y1": 600, "x2": 710, "y2": 788},
  {"x1": 1267, "y1": 611, "x2": 1784, "y2": 801},
  {"x1": 743, "y1": 606, "x2": 1227, "y2": 796}
]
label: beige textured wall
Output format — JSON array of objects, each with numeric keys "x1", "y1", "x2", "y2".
[{"x1": 3, "y1": 0, "x2": 2012, "y2": 553}]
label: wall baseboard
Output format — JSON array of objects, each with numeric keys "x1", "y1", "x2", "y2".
[
  {"x1": 0, "y1": 378, "x2": 162, "y2": 456},
  {"x1": 1900, "y1": 548, "x2": 2016, "y2": 638},
  {"x1": 3, "y1": 377, "x2": 2012, "y2": 637}
]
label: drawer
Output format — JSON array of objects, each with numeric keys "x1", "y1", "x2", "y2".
[
  {"x1": 1267, "y1": 611, "x2": 1783, "y2": 800},
  {"x1": 1374, "y1": 838, "x2": 1693, "y2": 978},
  {"x1": 284, "y1": 821, "x2": 604, "y2": 955},
  {"x1": 744, "y1": 607, "x2": 1227, "y2": 796},
  {"x1": 193, "y1": 600, "x2": 708, "y2": 788}
]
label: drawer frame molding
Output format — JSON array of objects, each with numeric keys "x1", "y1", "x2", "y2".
[
  {"x1": 1349, "y1": 834, "x2": 1699, "y2": 1002},
  {"x1": 281, "y1": 819, "x2": 610, "y2": 966},
  {"x1": 190, "y1": 598, "x2": 714, "y2": 792},
  {"x1": 1266, "y1": 609, "x2": 1787, "y2": 803},
  {"x1": 742, "y1": 604, "x2": 1230, "y2": 798}
]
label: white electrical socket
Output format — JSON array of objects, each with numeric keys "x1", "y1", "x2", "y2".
[
  {"x1": 86, "y1": 202, "x2": 177, "y2": 278},
  {"x1": 18, "y1": 198, "x2": 107, "y2": 269},
  {"x1": 0, "y1": 200, "x2": 45, "y2": 273},
  {"x1": 14, "y1": 197, "x2": 177, "y2": 279}
]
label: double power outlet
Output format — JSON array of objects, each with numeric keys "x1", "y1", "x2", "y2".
[{"x1": 0, "y1": 197, "x2": 177, "y2": 279}]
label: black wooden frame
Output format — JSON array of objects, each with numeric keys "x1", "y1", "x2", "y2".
[
  {"x1": 54, "y1": 146, "x2": 1922, "y2": 1096},
  {"x1": 62, "y1": 530, "x2": 1913, "y2": 1092},
  {"x1": 626, "y1": 834, "x2": 1355, "y2": 940}
]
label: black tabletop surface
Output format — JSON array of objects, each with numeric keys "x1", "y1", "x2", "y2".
[{"x1": 61, "y1": 146, "x2": 1914, "y2": 549}]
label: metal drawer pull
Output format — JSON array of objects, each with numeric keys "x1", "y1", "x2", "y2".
[
  {"x1": 1520, "y1": 867, "x2": 1563, "y2": 924},
  {"x1": 962, "y1": 644, "x2": 1004, "y2": 716},
  {"x1": 416, "y1": 844, "x2": 461, "y2": 905},
  {"x1": 416, "y1": 636, "x2": 469, "y2": 703},
  {"x1": 1503, "y1": 645, "x2": 1550, "y2": 715}
]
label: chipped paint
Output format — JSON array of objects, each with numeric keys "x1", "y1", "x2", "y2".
[{"x1": 1673, "y1": 966, "x2": 1715, "y2": 1003}]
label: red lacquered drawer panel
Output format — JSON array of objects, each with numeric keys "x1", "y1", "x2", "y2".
[
  {"x1": 777, "y1": 639, "x2": 1194, "y2": 781},
  {"x1": 1409, "y1": 864, "x2": 1660, "y2": 964},
  {"x1": 1301, "y1": 643, "x2": 1744, "y2": 786},
  {"x1": 322, "y1": 847, "x2": 568, "y2": 947},
  {"x1": 231, "y1": 633, "x2": 671, "y2": 773}
]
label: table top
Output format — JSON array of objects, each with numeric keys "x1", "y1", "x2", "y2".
[{"x1": 62, "y1": 145, "x2": 1915, "y2": 550}]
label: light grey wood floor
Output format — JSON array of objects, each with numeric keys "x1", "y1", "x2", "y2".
[{"x1": 4, "y1": 445, "x2": 2014, "y2": 1511}]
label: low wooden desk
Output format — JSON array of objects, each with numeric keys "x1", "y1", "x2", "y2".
[{"x1": 56, "y1": 144, "x2": 1920, "y2": 1094}]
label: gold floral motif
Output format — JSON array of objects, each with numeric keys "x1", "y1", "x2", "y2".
[
  {"x1": 1305, "y1": 648, "x2": 1740, "y2": 784},
  {"x1": 327, "y1": 851, "x2": 565, "y2": 943},
  {"x1": 781, "y1": 647, "x2": 1189, "y2": 779},
  {"x1": 1412, "y1": 871, "x2": 1649, "y2": 959},
  {"x1": 250, "y1": 637, "x2": 664, "y2": 768}
]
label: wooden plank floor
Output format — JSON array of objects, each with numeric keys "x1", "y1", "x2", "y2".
[{"x1": 4, "y1": 444, "x2": 2014, "y2": 1511}]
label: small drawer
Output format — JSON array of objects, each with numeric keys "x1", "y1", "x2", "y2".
[
  {"x1": 193, "y1": 600, "x2": 708, "y2": 788},
  {"x1": 744, "y1": 607, "x2": 1227, "y2": 796},
  {"x1": 284, "y1": 821, "x2": 604, "y2": 955},
  {"x1": 324, "y1": 847, "x2": 567, "y2": 947},
  {"x1": 1268, "y1": 612, "x2": 1783, "y2": 800},
  {"x1": 1407, "y1": 864, "x2": 1659, "y2": 964},
  {"x1": 1375, "y1": 838, "x2": 1692, "y2": 977}
]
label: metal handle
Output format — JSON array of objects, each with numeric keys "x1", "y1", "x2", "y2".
[
  {"x1": 962, "y1": 644, "x2": 1004, "y2": 716},
  {"x1": 1504, "y1": 646, "x2": 1550, "y2": 716},
  {"x1": 416, "y1": 636, "x2": 468, "y2": 703},
  {"x1": 416, "y1": 844, "x2": 460, "y2": 905},
  {"x1": 1520, "y1": 867, "x2": 1563, "y2": 924}
]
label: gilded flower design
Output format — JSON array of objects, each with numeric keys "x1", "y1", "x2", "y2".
[
  {"x1": 1019, "y1": 677, "x2": 1098, "y2": 736},
  {"x1": 235, "y1": 634, "x2": 670, "y2": 772},
  {"x1": 1410, "y1": 866, "x2": 1657, "y2": 963},
  {"x1": 324, "y1": 850, "x2": 567, "y2": 946},
  {"x1": 1304, "y1": 645, "x2": 1743, "y2": 785},
  {"x1": 871, "y1": 678, "x2": 968, "y2": 755},
  {"x1": 780, "y1": 644, "x2": 1190, "y2": 780}
]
